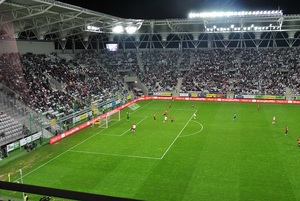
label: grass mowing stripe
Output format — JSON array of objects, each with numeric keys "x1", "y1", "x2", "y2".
[
  {"x1": 160, "y1": 110, "x2": 197, "y2": 159},
  {"x1": 14, "y1": 101, "x2": 156, "y2": 182},
  {"x1": 143, "y1": 108, "x2": 197, "y2": 111},
  {"x1": 68, "y1": 150, "x2": 161, "y2": 160}
]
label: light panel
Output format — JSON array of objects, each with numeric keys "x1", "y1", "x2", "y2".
[
  {"x1": 112, "y1": 25, "x2": 124, "y2": 33},
  {"x1": 188, "y1": 10, "x2": 283, "y2": 18},
  {"x1": 205, "y1": 23, "x2": 281, "y2": 33},
  {"x1": 85, "y1": 25, "x2": 101, "y2": 33},
  {"x1": 126, "y1": 26, "x2": 138, "y2": 34}
]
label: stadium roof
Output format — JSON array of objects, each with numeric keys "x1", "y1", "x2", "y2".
[{"x1": 0, "y1": 0, "x2": 300, "y2": 42}]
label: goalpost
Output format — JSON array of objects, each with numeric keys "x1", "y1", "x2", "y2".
[{"x1": 97, "y1": 109, "x2": 121, "y2": 128}]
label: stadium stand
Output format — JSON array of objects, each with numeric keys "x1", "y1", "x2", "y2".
[
  {"x1": 139, "y1": 50, "x2": 180, "y2": 92},
  {"x1": 180, "y1": 48, "x2": 300, "y2": 95},
  {"x1": 1, "y1": 47, "x2": 300, "y2": 149}
]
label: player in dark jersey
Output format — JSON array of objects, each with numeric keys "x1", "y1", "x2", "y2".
[{"x1": 171, "y1": 116, "x2": 174, "y2": 123}]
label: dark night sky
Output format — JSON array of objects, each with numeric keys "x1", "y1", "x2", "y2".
[{"x1": 58, "y1": 0, "x2": 299, "y2": 19}]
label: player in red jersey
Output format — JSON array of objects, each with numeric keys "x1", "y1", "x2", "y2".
[{"x1": 153, "y1": 113, "x2": 157, "y2": 120}]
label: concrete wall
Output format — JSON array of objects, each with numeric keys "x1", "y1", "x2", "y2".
[{"x1": 0, "y1": 39, "x2": 55, "y2": 54}]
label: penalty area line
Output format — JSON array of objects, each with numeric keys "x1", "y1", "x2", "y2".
[{"x1": 160, "y1": 110, "x2": 198, "y2": 159}]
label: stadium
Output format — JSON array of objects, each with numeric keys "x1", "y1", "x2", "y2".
[{"x1": 1, "y1": 0, "x2": 300, "y2": 200}]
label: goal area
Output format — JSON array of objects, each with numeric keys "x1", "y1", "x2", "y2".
[{"x1": 95, "y1": 109, "x2": 120, "y2": 128}]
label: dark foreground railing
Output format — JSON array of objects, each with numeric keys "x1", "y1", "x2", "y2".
[{"x1": 0, "y1": 181, "x2": 141, "y2": 201}]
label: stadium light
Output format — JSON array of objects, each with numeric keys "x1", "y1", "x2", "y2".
[
  {"x1": 85, "y1": 25, "x2": 101, "y2": 33},
  {"x1": 205, "y1": 23, "x2": 281, "y2": 33},
  {"x1": 188, "y1": 10, "x2": 283, "y2": 18},
  {"x1": 125, "y1": 26, "x2": 138, "y2": 34},
  {"x1": 112, "y1": 20, "x2": 143, "y2": 34},
  {"x1": 112, "y1": 25, "x2": 124, "y2": 33}
]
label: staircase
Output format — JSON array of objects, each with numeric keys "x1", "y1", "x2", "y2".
[
  {"x1": 189, "y1": 52, "x2": 195, "y2": 69},
  {"x1": 285, "y1": 87, "x2": 293, "y2": 100},
  {"x1": 175, "y1": 77, "x2": 183, "y2": 93},
  {"x1": 136, "y1": 52, "x2": 145, "y2": 73},
  {"x1": 177, "y1": 53, "x2": 183, "y2": 68}
]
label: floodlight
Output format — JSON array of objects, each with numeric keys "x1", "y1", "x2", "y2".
[
  {"x1": 112, "y1": 25, "x2": 124, "y2": 33},
  {"x1": 126, "y1": 26, "x2": 138, "y2": 34},
  {"x1": 188, "y1": 13, "x2": 195, "y2": 18},
  {"x1": 188, "y1": 10, "x2": 282, "y2": 18},
  {"x1": 85, "y1": 25, "x2": 101, "y2": 33}
]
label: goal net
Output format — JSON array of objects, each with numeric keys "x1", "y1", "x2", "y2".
[{"x1": 96, "y1": 109, "x2": 120, "y2": 128}]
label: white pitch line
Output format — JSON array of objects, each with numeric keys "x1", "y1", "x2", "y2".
[
  {"x1": 69, "y1": 150, "x2": 161, "y2": 160},
  {"x1": 179, "y1": 121, "x2": 203, "y2": 138},
  {"x1": 120, "y1": 116, "x2": 148, "y2": 136},
  {"x1": 14, "y1": 126, "x2": 111, "y2": 182},
  {"x1": 14, "y1": 101, "x2": 156, "y2": 182},
  {"x1": 160, "y1": 110, "x2": 198, "y2": 159}
]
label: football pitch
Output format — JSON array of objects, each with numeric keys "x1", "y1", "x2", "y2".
[{"x1": 1, "y1": 100, "x2": 300, "y2": 201}]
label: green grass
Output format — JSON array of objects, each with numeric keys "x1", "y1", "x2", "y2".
[{"x1": 1, "y1": 100, "x2": 300, "y2": 201}]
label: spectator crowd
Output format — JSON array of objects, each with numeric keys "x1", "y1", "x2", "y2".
[{"x1": 1, "y1": 48, "x2": 300, "y2": 112}]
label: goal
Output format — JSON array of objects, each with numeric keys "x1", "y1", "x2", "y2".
[{"x1": 97, "y1": 109, "x2": 120, "y2": 128}]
